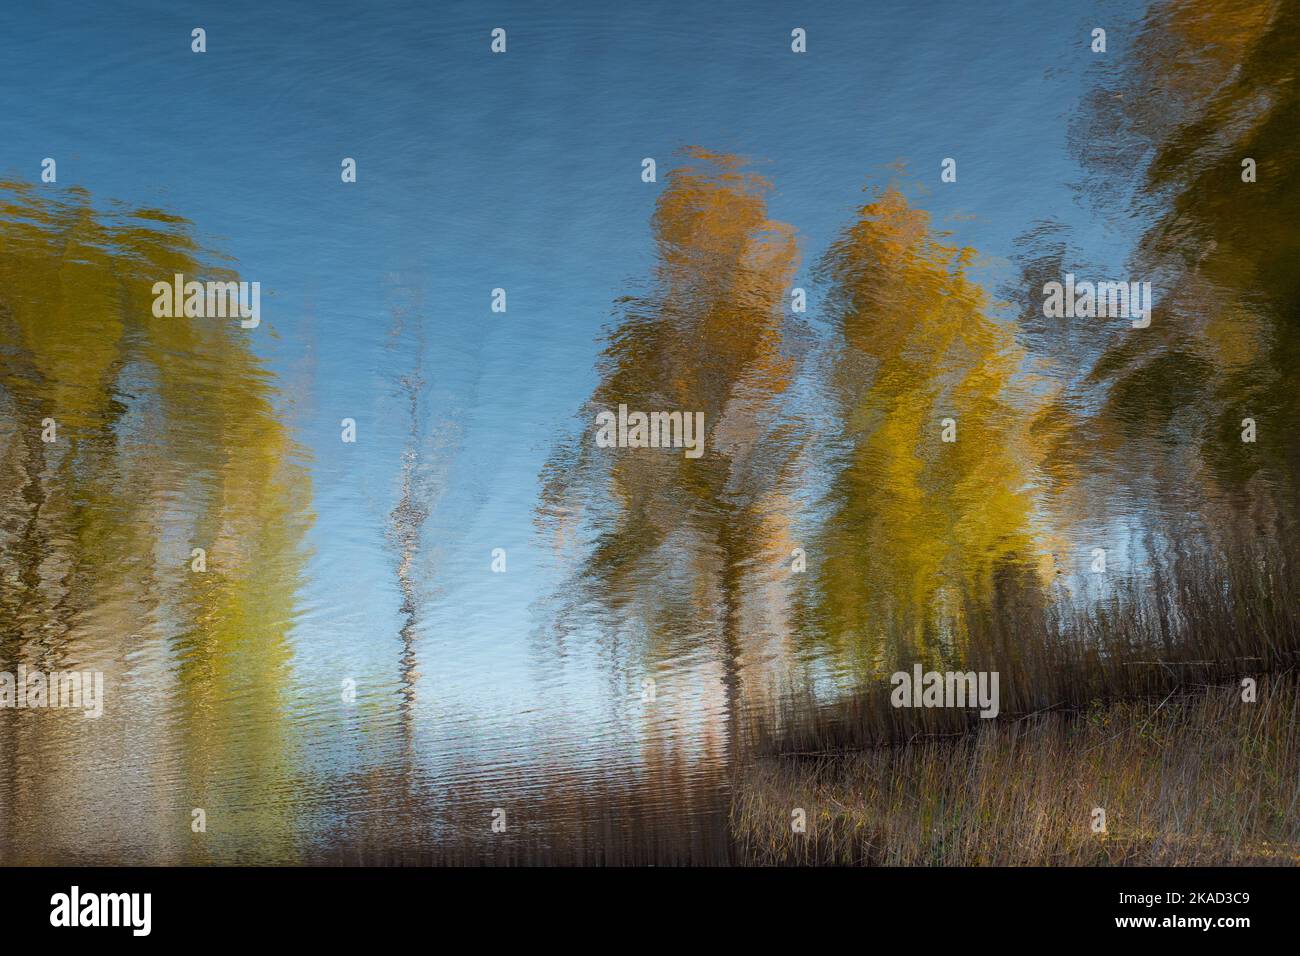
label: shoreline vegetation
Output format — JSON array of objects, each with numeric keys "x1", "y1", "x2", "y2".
[
  {"x1": 731, "y1": 549, "x2": 1300, "y2": 866},
  {"x1": 733, "y1": 672, "x2": 1300, "y2": 866},
  {"x1": 316, "y1": 550, "x2": 1299, "y2": 866},
  {"x1": 320, "y1": 671, "x2": 1300, "y2": 867}
]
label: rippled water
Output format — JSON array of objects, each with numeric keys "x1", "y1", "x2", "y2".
[{"x1": 1, "y1": 0, "x2": 1296, "y2": 863}]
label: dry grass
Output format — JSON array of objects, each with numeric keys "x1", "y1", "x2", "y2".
[
  {"x1": 755, "y1": 547, "x2": 1300, "y2": 755},
  {"x1": 732, "y1": 673, "x2": 1300, "y2": 865}
]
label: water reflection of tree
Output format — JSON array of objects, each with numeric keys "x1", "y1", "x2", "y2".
[
  {"x1": 799, "y1": 183, "x2": 1048, "y2": 673},
  {"x1": 1078, "y1": 0, "x2": 1299, "y2": 527},
  {"x1": 0, "y1": 182, "x2": 312, "y2": 861},
  {"x1": 540, "y1": 148, "x2": 806, "y2": 759}
]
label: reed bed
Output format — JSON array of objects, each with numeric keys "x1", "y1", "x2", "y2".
[{"x1": 734, "y1": 674, "x2": 1300, "y2": 865}]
